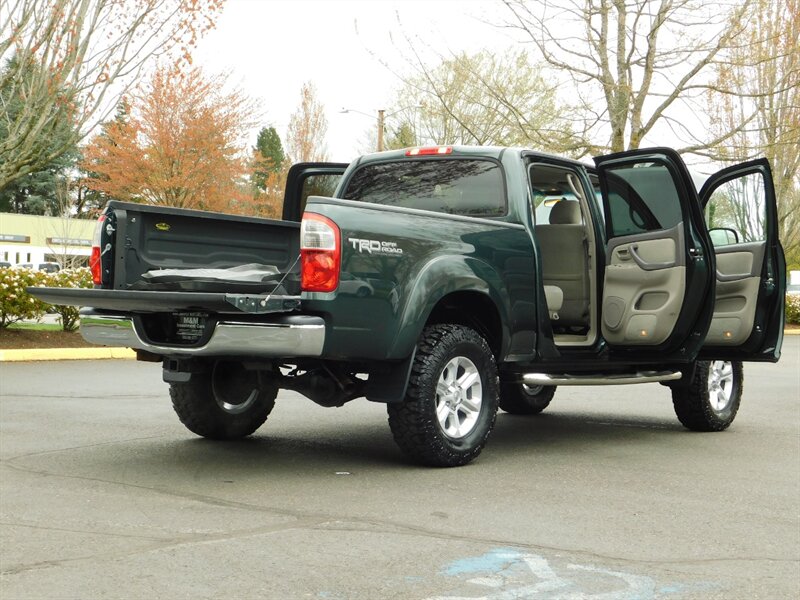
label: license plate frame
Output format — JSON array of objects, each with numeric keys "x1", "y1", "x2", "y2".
[{"x1": 173, "y1": 311, "x2": 209, "y2": 343}]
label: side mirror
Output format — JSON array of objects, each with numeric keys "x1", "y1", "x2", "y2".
[{"x1": 708, "y1": 227, "x2": 740, "y2": 247}]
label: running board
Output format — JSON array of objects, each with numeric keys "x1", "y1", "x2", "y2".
[{"x1": 523, "y1": 371, "x2": 682, "y2": 386}]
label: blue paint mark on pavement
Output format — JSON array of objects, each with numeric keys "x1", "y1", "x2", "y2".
[{"x1": 443, "y1": 547, "x2": 525, "y2": 576}]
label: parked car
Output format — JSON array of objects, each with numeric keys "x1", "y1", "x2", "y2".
[{"x1": 16, "y1": 262, "x2": 60, "y2": 272}]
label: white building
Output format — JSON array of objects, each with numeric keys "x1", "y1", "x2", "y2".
[{"x1": 0, "y1": 212, "x2": 95, "y2": 268}]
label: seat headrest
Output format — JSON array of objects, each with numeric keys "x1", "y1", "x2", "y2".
[{"x1": 549, "y1": 200, "x2": 581, "y2": 224}]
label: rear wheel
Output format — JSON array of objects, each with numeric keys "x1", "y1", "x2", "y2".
[
  {"x1": 499, "y1": 381, "x2": 556, "y2": 415},
  {"x1": 170, "y1": 360, "x2": 277, "y2": 440},
  {"x1": 672, "y1": 360, "x2": 743, "y2": 431},
  {"x1": 387, "y1": 324, "x2": 499, "y2": 467}
]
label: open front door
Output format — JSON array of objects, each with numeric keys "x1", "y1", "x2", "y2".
[
  {"x1": 282, "y1": 162, "x2": 349, "y2": 222},
  {"x1": 593, "y1": 148, "x2": 715, "y2": 361},
  {"x1": 697, "y1": 159, "x2": 785, "y2": 361}
]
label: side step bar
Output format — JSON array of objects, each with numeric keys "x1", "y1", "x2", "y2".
[{"x1": 523, "y1": 371, "x2": 682, "y2": 386}]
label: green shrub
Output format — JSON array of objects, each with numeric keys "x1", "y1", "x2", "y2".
[
  {"x1": 0, "y1": 267, "x2": 49, "y2": 328},
  {"x1": 786, "y1": 293, "x2": 800, "y2": 325},
  {"x1": 45, "y1": 268, "x2": 93, "y2": 331}
]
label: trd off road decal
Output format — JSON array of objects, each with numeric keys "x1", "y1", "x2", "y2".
[{"x1": 348, "y1": 237, "x2": 404, "y2": 255}]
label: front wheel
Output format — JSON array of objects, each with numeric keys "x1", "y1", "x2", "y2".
[
  {"x1": 499, "y1": 381, "x2": 556, "y2": 415},
  {"x1": 672, "y1": 360, "x2": 743, "y2": 431},
  {"x1": 170, "y1": 360, "x2": 278, "y2": 440},
  {"x1": 387, "y1": 324, "x2": 499, "y2": 467}
]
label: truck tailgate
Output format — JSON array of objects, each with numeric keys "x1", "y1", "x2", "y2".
[
  {"x1": 29, "y1": 287, "x2": 301, "y2": 314},
  {"x1": 105, "y1": 201, "x2": 301, "y2": 292}
]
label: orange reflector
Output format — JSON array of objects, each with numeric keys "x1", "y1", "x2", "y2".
[{"x1": 405, "y1": 146, "x2": 453, "y2": 156}]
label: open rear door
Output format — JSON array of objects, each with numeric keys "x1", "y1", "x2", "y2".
[
  {"x1": 282, "y1": 162, "x2": 349, "y2": 222},
  {"x1": 696, "y1": 159, "x2": 785, "y2": 361},
  {"x1": 593, "y1": 148, "x2": 715, "y2": 362}
]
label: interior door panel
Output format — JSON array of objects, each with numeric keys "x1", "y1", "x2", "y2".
[
  {"x1": 698, "y1": 158, "x2": 785, "y2": 361},
  {"x1": 593, "y1": 148, "x2": 715, "y2": 361},
  {"x1": 602, "y1": 224, "x2": 686, "y2": 344},
  {"x1": 705, "y1": 242, "x2": 765, "y2": 345}
]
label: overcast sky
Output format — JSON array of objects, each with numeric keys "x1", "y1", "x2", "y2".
[{"x1": 192, "y1": 0, "x2": 518, "y2": 161}]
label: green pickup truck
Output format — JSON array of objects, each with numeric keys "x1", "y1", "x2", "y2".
[{"x1": 32, "y1": 146, "x2": 786, "y2": 466}]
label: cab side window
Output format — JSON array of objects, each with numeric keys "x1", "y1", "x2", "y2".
[{"x1": 703, "y1": 172, "x2": 766, "y2": 247}]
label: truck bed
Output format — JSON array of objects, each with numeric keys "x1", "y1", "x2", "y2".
[{"x1": 105, "y1": 201, "x2": 301, "y2": 294}]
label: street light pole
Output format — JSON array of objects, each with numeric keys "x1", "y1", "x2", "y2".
[
  {"x1": 340, "y1": 105, "x2": 422, "y2": 152},
  {"x1": 377, "y1": 109, "x2": 385, "y2": 152}
]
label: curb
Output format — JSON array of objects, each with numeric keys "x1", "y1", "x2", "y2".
[
  {"x1": 1, "y1": 330, "x2": 798, "y2": 362},
  {"x1": 0, "y1": 347, "x2": 136, "y2": 362}
]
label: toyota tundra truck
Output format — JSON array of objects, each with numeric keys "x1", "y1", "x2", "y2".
[{"x1": 31, "y1": 146, "x2": 786, "y2": 467}]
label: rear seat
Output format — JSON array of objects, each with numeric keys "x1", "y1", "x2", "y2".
[{"x1": 535, "y1": 200, "x2": 590, "y2": 326}]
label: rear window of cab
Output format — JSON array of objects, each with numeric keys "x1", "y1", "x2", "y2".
[{"x1": 342, "y1": 158, "x2": 506, "y2": 218}]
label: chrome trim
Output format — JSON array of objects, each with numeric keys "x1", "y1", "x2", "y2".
[
  {"x1": 80, "y1": 314, "x2": 325, "y2": 357},
  {"x1": 522, "y1": 371, "x2": 682, "y2": 386}
]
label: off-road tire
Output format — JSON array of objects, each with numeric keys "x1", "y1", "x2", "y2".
[
  {"x1": 170, "y1": 361, "x2": 277, "y2": 440},
  {"x1": 387, "y1": 324, "x2": 499, "y2": 467},
  {"x1": 672, "y1": 360, "x2": 743, "y2": 432},
  {"x1": 499, "y1": 381, "x2": 556, "y2": 415}
]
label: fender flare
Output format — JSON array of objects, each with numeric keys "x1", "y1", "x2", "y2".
[{"x1": 386, "y1": 254, "x2": 511, "y2": 361}]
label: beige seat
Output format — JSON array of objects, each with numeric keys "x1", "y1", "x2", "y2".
[{"x1": 535, "y1": 200, "x2": 589, "y2": 326}]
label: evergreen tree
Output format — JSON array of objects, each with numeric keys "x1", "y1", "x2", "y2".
[
  {"x1": 252, "y1": 126, "x2": 286, "y2": 192},
  {"x1": 385, "y1": 123, "x2": 417, "y2": 150}
]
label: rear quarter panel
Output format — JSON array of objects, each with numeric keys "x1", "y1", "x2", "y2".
[{"x1": 303, "y1": 198, "x2": 537, "y2": 361}]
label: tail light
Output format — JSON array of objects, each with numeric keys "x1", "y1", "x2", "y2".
[
  {"x1": 300, "y1": 212, "x2": 340, "y2": 292},
  {"x1": 90, "y1": 214, "x2": 106, "y2": 285}
]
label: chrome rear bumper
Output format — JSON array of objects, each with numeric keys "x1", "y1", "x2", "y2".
[{"x1": 80, "y1": 311, "x2": 325, "y2": 357}]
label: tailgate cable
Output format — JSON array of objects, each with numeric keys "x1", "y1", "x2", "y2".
[
  {"x1": 262, "y1": 253, "x2": 301, "y2": 303},
  {"x1": 89, "y1": 243, "x2": 113, "y2": 270},
  {"x1": 224, "y1": 254, "x2": 303, "y2": 313}
]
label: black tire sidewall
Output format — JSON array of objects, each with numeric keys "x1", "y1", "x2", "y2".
[
  {"x1": 672, "y1": 360, "x2": 743, "y2": 432},
  {"x1": 499, "y1": 379, "x2": 556, "y2": 415},
  {"x1": 170, "y1": 361, "x2": 277, "y2": 439},
  {"x1": 388, "y1": 324, "x2": 499, "y2": 466},
  {"x1": 423, "y1": 336, "x2": 498, "y2": 452}
]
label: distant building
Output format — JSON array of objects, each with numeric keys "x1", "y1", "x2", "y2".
[{"x1": 0, "y1": 213, "x2": 95, "y2": 268}]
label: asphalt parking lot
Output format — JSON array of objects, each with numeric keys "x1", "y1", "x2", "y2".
[{"x1": 1, "y1": 338, "x2": 798, "y2": 599}]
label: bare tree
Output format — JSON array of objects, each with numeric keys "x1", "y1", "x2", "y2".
[
  {"x1": 0, "y1": 0, "x2": 224, "y2": 191},
  {"x1": 501, "y1": 0, "x2": 757, "y2": 153},
  {"x1": 389, "y1": 49, "x2": 584, "y2": 154},
  {"x1": 46, "y1": 176, "x2": 90, "y2": 270},
  {"x1": 285, "y1": 81, "x2": 329, "y2": 163},
  {"x1": 705, "y1": 0, "x2": 799, "y2": 266}
]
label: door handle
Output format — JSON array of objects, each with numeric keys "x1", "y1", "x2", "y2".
[
  {"x1": 628, "y1": 244, "x2": 676, "y2": 271},
  {"x1": 716, "y1": 270, "x2": 751, "y2": 282}
]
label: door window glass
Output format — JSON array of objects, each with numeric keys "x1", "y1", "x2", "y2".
[
  {"x1": 703, "y1": 172, "x2": 766, "y2": 247},
  {"x1": 602, "y1": 162, "x2": 683, "y2": 238},
  {"x1": 299, "y1": 173, "x2": 342, "y2": 215}
]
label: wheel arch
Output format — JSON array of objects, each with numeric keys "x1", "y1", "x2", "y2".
[
  {"x1": 425, "y1": 291, "x2": 504, "y2": 358},
  {"x1": 386, "y1": 255, "x2": 510, "y2": 361}
]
